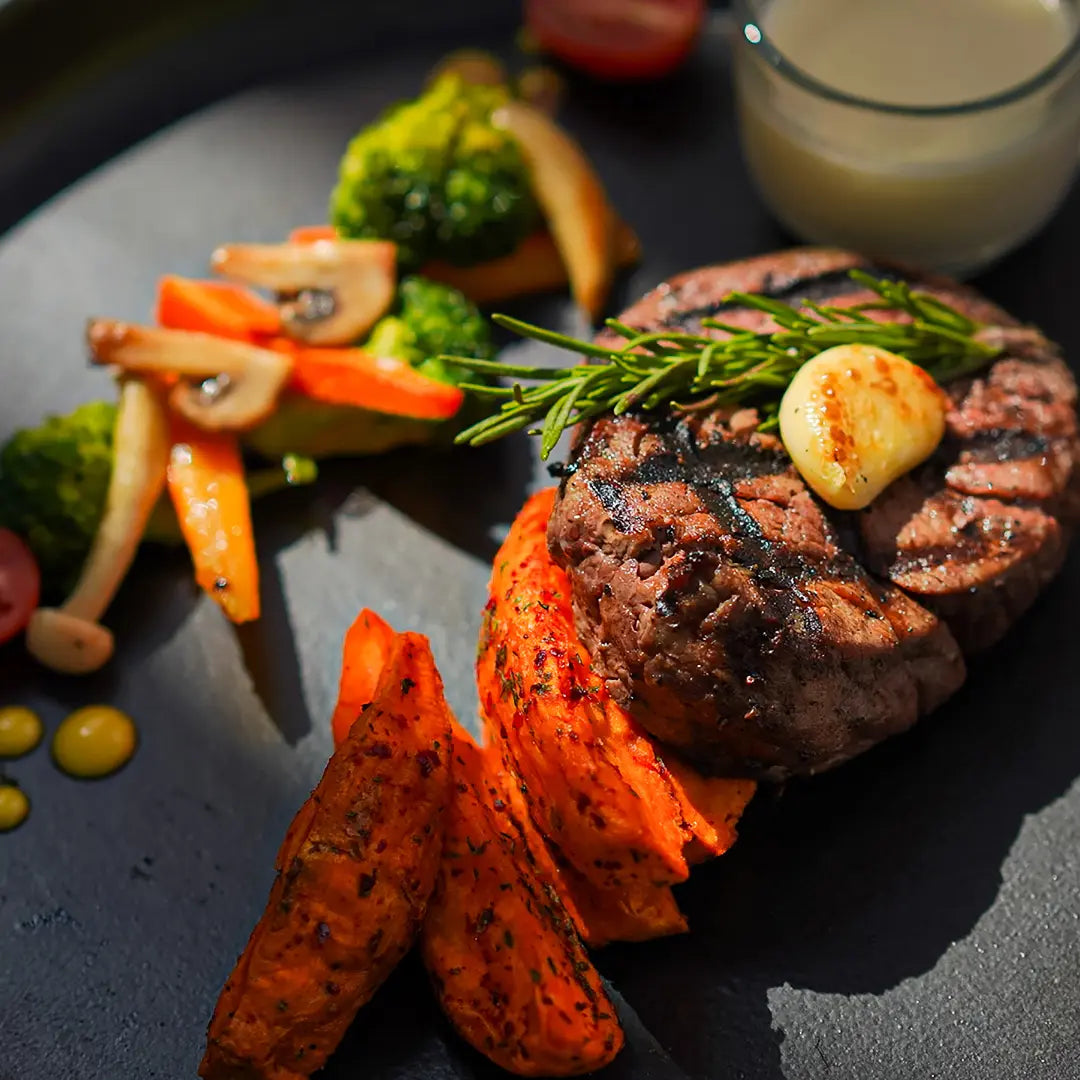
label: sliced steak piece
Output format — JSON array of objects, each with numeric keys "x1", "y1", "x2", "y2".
[
  {"x1": 861, "y1": 331, "x2": 1080, "y2": 651},
  {"x1": 548, "y1": 248, "x2": 1077, "y2": 777}
]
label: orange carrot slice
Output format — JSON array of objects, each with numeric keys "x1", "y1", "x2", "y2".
[
  {"x1": 166, "y1": 416, "x2": 260, "y2": 623},
  {"x1": 288, "y1": 225, "x2": 338, "y2": 245},
  {"x1": 288, "y1": 347, "x2": 464, "y2": 420},
  {"x1": 156, "y1": 275, "x2": 280, "y2": 340}
]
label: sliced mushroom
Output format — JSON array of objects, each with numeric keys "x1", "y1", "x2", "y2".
[
  {"x1": 427, "y1": 48, "x2": 508, "y2": 88},
  {"x1": 26, "y1": 378, "x2": 170, "y2": 675},
  {"x1": 211, "y1": 240, "x2": 397, "y2": 347},
  {"x1": 491, "y1": 100, "x2": 616, "y2": 322},
  {"x1": 88, "y1": 320, "x2": 293, "y2": 432}
]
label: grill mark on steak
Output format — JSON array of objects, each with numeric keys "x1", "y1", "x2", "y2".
[
  {"x1": 588, "y1": 479, "x2": 639, "y2": 533},
  {"x1": 656, "y1": 263, "x2": 900, "y2": 332},
  {"x1": 548, "y1": 247, "x2": 1077, "y2": 778},
  {"x1": 954, "y1": 429, "x2": 1051, "y2": 463}
]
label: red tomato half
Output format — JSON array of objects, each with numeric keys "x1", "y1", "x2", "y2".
[
  {"x1": 525, "y1": 0, "x2": 706, "y2": 81},
  {"x1": 0, "y1": 530, "x2": 40, "y2": 645}
]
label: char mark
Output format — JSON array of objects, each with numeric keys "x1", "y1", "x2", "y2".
[
  {"x1": 660, "y1": 263, "x2": 900, "y2": 332},
  {"x1": 588, "y1": 479, "x2": 639, "y2": 532},
  {"x1": 951, "y1": 429, "x2": 1052, "y2": 464}
]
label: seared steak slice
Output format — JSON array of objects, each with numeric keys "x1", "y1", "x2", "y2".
[
  {"x1": 861, "y1": 332, "x2": 1080, "y2": 651},
  {"x1": 548, "y1": 249, "x2": 1077, "y2": 777}
]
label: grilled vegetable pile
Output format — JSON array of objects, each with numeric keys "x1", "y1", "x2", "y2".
[
  {"x1": 200, "y1": 489, "x2": 756, "y2": 1078},
  {"x1": 0, "y1": 49, "x2": 641, "y2": 672},
  {"x1": 0, "y1": 239, "x2": 492, "y2": 670}
]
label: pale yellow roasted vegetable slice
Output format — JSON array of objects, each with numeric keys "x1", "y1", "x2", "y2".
[
  {"x1": 211, "y1": 239, "x2": 397, "y2": 347},
  {"x1": 779, "y1": 344, "x2": 948, "y2": 511},
  {"x1": 491, "y1": 99, "x2": 616, "y2": 322},
  {"x1": 26, "y1": 379, "x2": 170, "y2": 674}
]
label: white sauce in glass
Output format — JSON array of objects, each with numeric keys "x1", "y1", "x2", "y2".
[
  {"x1": 734, "y1": 0, "x2": 1080, "y2": 274},
  {"x1": 765, "y1": 0, "x2": 1075, "y2": 107}
]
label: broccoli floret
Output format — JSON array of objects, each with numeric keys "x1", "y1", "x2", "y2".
[
  {"x1": 0, "y1": 401, "x2": 116, "y2": 603},
  {"x1": 330, "y1": 74, "x2": 538, "y2": 271},
  {"x1": 364, "y1": 275, "x2": 495, "y2": 385}
]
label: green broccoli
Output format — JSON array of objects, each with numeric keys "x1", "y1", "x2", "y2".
[
  {"x1": 0, "y1": 401, "x2": 117, "y2": 602},
  {"x1": 330, "y1": 74, "x2": 538, "y2": 271},
  {"x1": 364, "y1": 274, "x2": 494, "y2": 383}
]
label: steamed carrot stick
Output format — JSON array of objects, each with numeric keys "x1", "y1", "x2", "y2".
[
  {"x1": 157, "y1": 276, "x2": 281, "y2": 340},
  {"x1": 166, "y1": 416, "x2": 260, "y2": 624},
  {"x1": 421, "y1": 727, "x2": 623, "y2": 1076},
  {"x1": 486, "y1": 730, "x2": 689, "y2": 946},
  {"x1": 288, "y1": 225, "x2": 338, "y2": 245},
  {"x1": 201, "y1": 629, "x2": 454, "y2": 1080},
  {"x1": 287, "y1": 347, "x2": 464, "y2": 420}
]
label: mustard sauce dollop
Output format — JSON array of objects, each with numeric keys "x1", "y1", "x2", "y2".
[
  {"x1": 52, "y1": 705, "x2": 137, "y2": 779},
  {"x1": 0, "y1": 706, "x2": 44, "y2": 759},
  {"x1": 0, "y1": 783, "x2": 30, "y2": 831}
]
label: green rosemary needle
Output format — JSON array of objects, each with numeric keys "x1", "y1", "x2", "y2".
[{"x1": 447, "y1": 270, "x2": 1003, "y2": 460}]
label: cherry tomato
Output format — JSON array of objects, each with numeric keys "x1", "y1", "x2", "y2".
[
  {"x1": 525, "y1": 0, "x2": 707, "y2": 81},
  {"x1": 0, "y1": 529, "x2": 40, "y2": 645}
]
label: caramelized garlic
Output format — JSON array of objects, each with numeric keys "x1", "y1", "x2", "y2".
[{"x1": 779, "y1": 344, "x2": 947, "y2": 511}]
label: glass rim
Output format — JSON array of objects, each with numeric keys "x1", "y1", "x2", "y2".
[{"x1": 732, "y1": 0, "x2": 1080, "y2": 116}]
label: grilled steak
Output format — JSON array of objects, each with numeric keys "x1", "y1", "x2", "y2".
[{"x1": 548, "y1": 249, "x2": 1079, "y2": 778}]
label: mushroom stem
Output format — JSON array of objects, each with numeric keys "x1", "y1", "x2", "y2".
[
  {"x1": 26, "y1": 379, "x2": 170, "y2": 675},
  {"x1": 210, "y1": 240, "x2": 397, "y2": 347}
]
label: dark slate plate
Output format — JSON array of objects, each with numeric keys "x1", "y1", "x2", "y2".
[{"x1": 2, "y1": 7, "x2": 1079, "y2": 1080}]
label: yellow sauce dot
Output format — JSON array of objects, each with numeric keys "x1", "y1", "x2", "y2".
[
  {"x1": 52, "y1": 705, "x2": 137, "y2": 779},
  {"x1": 0, "y1": 706, "x2": 44, "y2": 758},
  {"x1": 0, "y1": 784, "x2": 30, "y2": 831}
]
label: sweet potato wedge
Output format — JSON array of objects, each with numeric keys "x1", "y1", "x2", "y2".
[
  {"x1": 329, "y1": 608, "x2": 397, "y2": 747},
  {"x1": 478, "y1": 487, "x2": 689, "y2": 891},
  {"x1": 486, "y1": 723, "x2": 688, "y2": 946},
  {"x1": 200, "y1": 627, "x2": 453, "y2": 1080},
  {"x1": 666, "y1": 754, "x2": 757, "y2": 865},
  {"x1": 421, "y1": 727, "x2": 623, "y2": 1077}
]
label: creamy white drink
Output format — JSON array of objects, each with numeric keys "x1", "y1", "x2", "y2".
[{"x1": 734, "y1": 0, "x2": 1080, "y2": 274}]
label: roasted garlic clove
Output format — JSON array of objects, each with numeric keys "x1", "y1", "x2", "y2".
[
  {"x1": 779, "y1": 344, "x2": 947, "y2": 511},
  {"x1": 26, "y1": 378, "x2": 170, "y2": 674},
  {"x1": 211, "y1": 240, "x2": 397, "y2": 347}
]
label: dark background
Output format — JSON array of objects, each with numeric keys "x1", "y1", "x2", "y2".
[{"x1": 1, "y1": 3, "x2": 1078, "y2": 1079}]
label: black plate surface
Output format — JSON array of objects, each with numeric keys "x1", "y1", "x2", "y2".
[{"x1": 2, "y1": 8, "x2": 1079, "y2": 1080}]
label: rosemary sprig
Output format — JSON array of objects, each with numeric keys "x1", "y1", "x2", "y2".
[{"x1": 448, "y1": 270, "x2": 1002, "y2": 459}]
